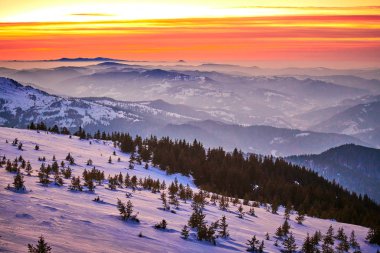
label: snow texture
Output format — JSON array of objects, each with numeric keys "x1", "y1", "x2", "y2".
[{"x1": 0, "y1": 127, "x2": 378, "y2": 253}]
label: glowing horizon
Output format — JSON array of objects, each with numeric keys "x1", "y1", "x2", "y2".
[{"x1": 1, "y1": 1, "x2": 380, "y2": 68}]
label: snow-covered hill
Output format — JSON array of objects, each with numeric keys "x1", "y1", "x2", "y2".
[
  {"x1": 0, "y1": 127, "x2": 378, "y2": 252},
  {"x1": 0, "y1": 77, "x2": 198, "y2": 134}
]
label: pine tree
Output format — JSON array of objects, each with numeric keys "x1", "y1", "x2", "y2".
[
  {"x1": 188, "y1": 208, "x2": 206, "y2": 229},
  {"x1": 181, "y1": 225, "x2": 190, "y2": 239},
  {"x1": 13, "y1": 173, "x2": 25, "y2": 191},
  {"x1": 218, "y1": 215, "x2": 229, "y2": 238},
  {"x1": 117, "y1": 198, "x2": 127, "y2": 220},
  {"x1": 61, "y1": 167, "x2": 72, "y2": 179},
  {"x1": 238, "y1": 204, "x2": 244, "y2": 218},
  {"x1": 349, "y1": 230, "x2": 360, "y2": 251},
  {"x1": 282, "y1": 219, "x2": 291, "y2": 236},
  {"x1": 283, "y1": 232, "x2": 297, "y2": 253},
  {"x1": 38, "y1": 165, "x2": 50, "y2": 186},
  {"x1": 265, "y1": 232, "x2": 270, "y2": 240},
  {"x1": 302, "y1": 233, "x2": 316, "y2": 253},
  {"x1": 366, "y1": 227, "x2": 380, "y2": 244},
  {"x1": 336, "y1": 227, "x2": 346, "y2": 241},
  {"x1": 69, "y1": 176, "x2": 82, "y2": 191},
  {"x1": 219, "y1": 196, "x2": 229, "y2": 211},
  {"x1": 117, "y1": 199, "x2": 136, "y2": 222},
  {"x1": 322, "y1": 226, "x2": 335, "y2": 253},
  {"x1": 25, "y1": 161, "x2": 33, "y2": 176},
  {"x1": 275, "y1": 226, "x2": 284, "y2": 238},
  {"x1": 311, "y1": 230, "x2": 322, "y2": 246},
  {"x1": 160, "y1": 192, "x2": 170, "y2": 211},
  {"x1": 271, "y1": 201, "x2": 279, "y2": 214},
  {"x1": 284, "y1": 204, "x2": 292, "y2": 219},
  {"x1": 85, "y1": 179, "x2": 95, "y2": 192},
  {"x1": 248, "y1": 207, "x2": 256, "y2": 216},
  {"x1": 324, "y1": 225, "x2": 335, "y2": 245},
  {"x1": 336, "y1": 234, "x2": 350, "y2": 253},
  {"x1": 154, "y1": 219, "x2": 167, "y2": 230},
  {"x1": 296, "y1": 213, "x2": 305, "y2": 224},
  {"x1": 126, "y1": 200, "x2": 134, "y2": 219},
  {"x1": 108, "y1": 156, "x2": 112, "y2": 164},
  {"x1": 54, "y1": 172, "x2": 63, "y2": 186},
  {"x1": 246, "y1": 235, "x2": 259, "y2": 252},
  {"x1": 27, "y1": 235, "x2": 52, "y2": 253},
  {"x1": 258, "y1": 240, "x2": 265, "y2": 253}
]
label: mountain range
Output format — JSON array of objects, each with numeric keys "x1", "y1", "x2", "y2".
[
  {"x1": 287, "y1": 144, "x2": 380, "y2": 203},
  {"x1": 0, "y1": 77, "x2": 370, "y2": 156}
]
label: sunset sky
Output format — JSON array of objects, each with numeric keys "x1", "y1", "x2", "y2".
[{"x1": 1, "y1": 0, "x2": 380, "y2": 67}]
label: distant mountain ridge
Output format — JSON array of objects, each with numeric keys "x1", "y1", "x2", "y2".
[
  {"x1": 46, "y1": 57, "x2": 124, "y2": 62},
  {"x1": 311, "y1": 99, "x2": 380, "y2": 147},
  {"x1": 0, "y1": 77, "x2": 370, "y2": 156},
  {"x1": 287, "y1": 144, "x2": 380, "y2": 203}
]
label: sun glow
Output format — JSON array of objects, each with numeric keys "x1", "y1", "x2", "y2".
[{"x1": 0, "y1": 0, "x2": 379, "y2": 67}]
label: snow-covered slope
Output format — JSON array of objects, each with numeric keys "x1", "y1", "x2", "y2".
[{"x1": 0, "y1": 127, "x2": 378, "y2": 252}]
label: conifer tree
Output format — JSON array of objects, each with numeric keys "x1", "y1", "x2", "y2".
[
  {"x1": 61, "y1": 167, "x2": 72, "y2": 179},
  {"x1": 246, "y1": 235, "x2": 259, "y2": 252},
  {"x1": 160, "y1": 192, "x2": 170, "y2": 211},
  {"x1": 271, "y1": 202, "x2": 279, "y2": 214},
  {"x1": 27, "y1": 235, "x2": 52, "y2": 253},
  {"x1": 126, "y1": 200, "x2": 134, "y2": 219},
  {"x1": 219, "y1": 196, "x2": 229, "y2": 211},
  {"x1": 248, "y1": 207, "x2": 256, "y2": 217},
  {"x1": 283, "y1": 232, "x2": 297, "y2": 253},
  {"x1": 13, "y1": 173, "x2": 25, "y2": 191},
  {"x1": 54, "y1": 172, "x2": 63, "y2": 186},
  {"x1": 154, "y1": 219, "x2": 167, "y2": 230},
  {"x1": 69, "y1": 176, "x2": 82, "y2": 191},
  {"x1": 336, "y1": 227, "x2": 346, "y2": 241},
  {"x1": 238, "y1": 204, "x2": 244, "y2": 218},
  {"x1": 284, "y1": 204, "x2": 292, "y2": 219},
  {"x1": 322, "y1": 225, "x2": 335, "y2": 253},
  {"x1": 265, "y1": 232, "x2": 270, "y2": 240},
  {"x1": 311, "y1": 230, "x2": 322, "y2": 246},
  {"x1": 117, "y1": 198, "x2": 128, "y2": 220},
  {"x1": 25, "y1": 161, "x2": 33, "y2": 176},
  {"x1": 181, "y1": 225, "x2": 190, "y2": 239},
  {"x1": 302, "y1": 233, "x2": 316, "y2": 253},
  {"x1": 38, "y1": 165, "x2": 50, "y2": 185},
  {"x1": 85, "y1": 179, "x2": 95, "y2": 192},
  {"x1": 258, "y1": 240, "x2": 264, "y2": 253},
  {"x1": 349, "y1": 230, "x2": 360, "y2": 251},
  {"x1": 324, "y1": 225, "x2": 335, "y2": 245},
  {"x1": 188, "y1": 208, "x2": 206, "y2": 229},
  {"x1": 366, "y1": 227, "x2": 380, "y2": 244},
  {"x1": 296, "y1": 213, "x2": 305, "y2": 225},
  {"x1": 336, "y1": 234, "x2": 350, "y2": 253},
  {"x1": 218, "y1": 215, "x2": 229, "y2": 238},
  {"x1": 275, "y1": 226, "x2": 284, "y2": 238},
  {"x1": 282, "y1": 219, "x2": 291, "y2": 236},
  {"x1": 116, "y1": 199, "x2": 137, "y2": 222}
]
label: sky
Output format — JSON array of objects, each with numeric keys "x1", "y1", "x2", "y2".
[{"x1": 0, "y1": 0, "x2": 380, "y2": 68}]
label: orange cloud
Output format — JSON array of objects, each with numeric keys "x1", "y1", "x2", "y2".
[{"x1": 0, "y1": 15, "x2": 379, "y2": 67}]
